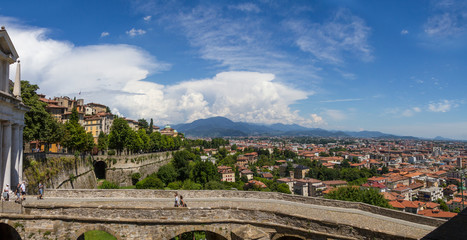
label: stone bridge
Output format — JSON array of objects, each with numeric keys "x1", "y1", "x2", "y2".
[{"x1": 0, "y1": 190, "x2": 445, "y2": 240}]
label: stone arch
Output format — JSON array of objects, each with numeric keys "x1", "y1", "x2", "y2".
[
  {"x1": 0, "y1": 222, "x2": 22, "y2": 240},
  {"x1": 271, "y1": 234, "x2": 306, "y2": 240},
  {"x1": 170, "y1": 225, "x2": 229, "y2": 240},
  {"x1": 74, "y1": 224, "x2": 121, "y2": 240},
  {"x1": 93, "y1": 160, "x2": 107, "y2": 179}
]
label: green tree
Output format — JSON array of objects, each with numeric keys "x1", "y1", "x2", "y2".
[
  {"x1": 108, "y1": 117, "x2": 131, "y2": 154},
  {"x1": 138, "y1": 118, "x2": 148, "y2": 130},
  {"x1": 325, "y1": 186, "x2": 391, "y2": 208},
  {"x1": 191, "y1": 160, "x2": 218, "y2": 185},
  {"x1": 21, "y1": 81, "x2": 64, "y2": 145},
  {"x1": 149, "y1": 131, "x2": 162, "y2": 151},
  {"x1": 181, "y1": 179, "x2": 202, "y2": 190},
  {"x1": 173, "y1": 150, "x2": 197, "y2": 181},
  {"x1": 135, "y1": 174, "x2": 164, "y2": 189},
  {"x1": 97, "y1": 131, "x2": 108, "y2": 153},
  {"x1": 437, "y1": 199, "x2": 449, "y2": 212},
  {"x1": 381, "y1": 166, "x2": 389, "y2": 174},
  {"x1": 126, "y1": 130, "x2": 143, "y2": 154},
  {"x1": 156, "y1": 164, "x2": 178, "y2": 185},
  {"x1": 148, "y1": 118, "x2": 154, "y2": 133},
  {"x1": 43, "y1": 117, "x2": 65, "y2": 152},
  {"x1": 137, "y1": 129, "x2": 151, "y2": 152},
  {"x1": 62, "y1": 107, "x2": 88, "y2": 153}
]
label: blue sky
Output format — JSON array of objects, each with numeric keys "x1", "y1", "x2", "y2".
[{"x1": 1, "y1": 0, "x2": 466, "y2": 139}]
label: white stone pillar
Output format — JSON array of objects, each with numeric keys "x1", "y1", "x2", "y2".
[
  {"x1": 18, "y1": 126, "x2": 23, "y2": 182},
  {"x1": 0, "y1": 122, "x2": 3, "y2": 191},
  {"x1": 10, "y1": 124, "x2": 18, "y2": 187},
  {"x1": 2, "y1": 122, "x2": 12, "y2": 189}
]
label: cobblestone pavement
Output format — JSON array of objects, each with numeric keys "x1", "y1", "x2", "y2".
[{"x1": 26, "y1": 196, "x2": 435, "y2": 239}]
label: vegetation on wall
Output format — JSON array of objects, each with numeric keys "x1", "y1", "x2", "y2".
[{"x1": 23, "y1": 156, "x2": 77, "y2": 193}]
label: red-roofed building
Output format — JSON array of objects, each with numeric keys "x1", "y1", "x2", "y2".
[
  {"x1": 389, "y1": 200, "x2": 420, "y2": 214},
  {"x1": 418, "y1": 209, "x2": 457, "y2": 219}
]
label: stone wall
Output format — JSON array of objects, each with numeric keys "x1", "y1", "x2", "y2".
[
  {"x1": 96, "y1": 151, "x2": 174, "y2": 186},
  {"x1": 24, "y1": 154, "x2": 98, "y2": 191},
  {"x1": 43, "y1": 189, "x2": 445, "y2": 227}
]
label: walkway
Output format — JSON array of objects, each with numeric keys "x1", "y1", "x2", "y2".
[{"x1": 24, "y1": 195, "x2": 436, "y2": 239}]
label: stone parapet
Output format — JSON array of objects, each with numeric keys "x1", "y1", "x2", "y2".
[{"x1": 43, "y1": 189, "x2": 445, "y2": 227}]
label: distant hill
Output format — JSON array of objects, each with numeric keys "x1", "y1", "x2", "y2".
[{"x1": 172, "y1": 116, "x2": 417, "y2": 139}]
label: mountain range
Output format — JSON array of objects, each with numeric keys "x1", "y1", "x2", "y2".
[{"x1": 172, "y1": 117, "x2": 418, "y2": 139}]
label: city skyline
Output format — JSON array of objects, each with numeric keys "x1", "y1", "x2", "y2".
[{"x1": 1, "y1": 0, "x2": 466, "y2": 139}]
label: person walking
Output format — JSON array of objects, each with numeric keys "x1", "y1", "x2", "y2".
[
  {"x1": 14, "y1": 183, "x2": 21, "y2": 203},
  {"x1": 20, "y1": 181, "x2": 26, "y2": 201},
  {"x1": 174, "y1": 193, "x2": 179, "y2": 207},
  {"x1": 38, "y1": 182, "x2": 44, "y2": 200},
  {"x1": 179, "y1": 195, "x2": 187, "y2": 207},
  {"x1": 3, "y1": 184, "x2": 9, "y2": 201}
]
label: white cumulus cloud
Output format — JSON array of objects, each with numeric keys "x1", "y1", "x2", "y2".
[
  {"x1": 5, "y1": 19, "x2": 321, "y2": 127},
  {"x1": 100, "y1": 32, "x2": 110, "y2": 37},
  {"x1": 144, "y1": 16, "x2": 152, "y2": 21}
]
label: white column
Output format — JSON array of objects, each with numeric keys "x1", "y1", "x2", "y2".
[
  {"x1": 0, "y1": 122, "x2": 3, "y2": 191},
  {"x1": 10, "y1": 124, "x2": 18, "y2": 187},
  {"x1": 2, "y1": 122, "x2": 12, "y2": 188},
  {"x1": 18, "y1": 126, "x2": 23, "y2": 182}
]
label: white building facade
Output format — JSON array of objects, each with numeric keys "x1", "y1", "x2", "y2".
[{"x1": 0, "y1": 27, "x2": 28, "y2": 193}]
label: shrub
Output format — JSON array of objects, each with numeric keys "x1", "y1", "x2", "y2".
[
  {"x1": 167, "y1": 181, "x2": 182, "y2": 190},
  {"x1": 131, "y1": 172, "x2": 141, "y2": 185},
  {"x1": 131, "y1": 172, "x2": 141, "y2": 180},
  {"x1": 99, "y1": 180, "x2": 119, "y2": 189},
  {"x1": 108, "y1": 150, "x2": 116, "y2": 156},
  {"x1": 135, "y1": 175, "x2": 164, "y2": 189},
  {"x1": 204, "y1": 181, "x2": 225, "y2": 190}
]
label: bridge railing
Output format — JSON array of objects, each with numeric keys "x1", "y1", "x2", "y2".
[{"x1": 42, "y1": 189, "x2": 445, "y2": 227}]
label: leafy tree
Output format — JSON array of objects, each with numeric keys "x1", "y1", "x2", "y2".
[
  {"x1": 181, "y1": 179, "x2": 202, "y2": 190},
  {"x1": 325, "y1": 186, "x2": 391, "y2": 208},
  {"x1": 156, "y1": 164, "x2": 178, "y2": 185},
  {"x1": 437, "y1": 199, "x2": 449, "y2": 211},
  {"x1": 381, "y1": 166, "x2": 389, "y2": 174},
  {"x1": 167, "y1": 181, "x2": 183, "y2": 190},
  {"x1": 105, "y1": 106, "x2": 111, "y2": 113},
  {"x1": 173, "y1": 150, "x2": 197, "y2": 181},
  {"x1": 85, "y1": 132, "x2": 95, "y2": 152},
  {"x1": 62, "y1": 107, "x2": 89, "y2": 153},
  {"x1": 341, "y1": 159, "x2": 351, "y2": 168},
  {"x1": 21, "y1": 80, "x2": 63, "y2": 144},
  {"x1": 43, "y1": 117, "x2": 65, "y2": 152},
  {"x1": 149, "y1": 131, "x2": 162, "y2": 151},
  {"x1": 191, "y1": 160, "x2": 218, "y2": 185},
  {"x1": 97, "y1": 131, "x2": 108, "y2": 152},
  {"x1": 205, "y1": 181, "x2": 225, "y2": 190},
  {"x1": 138, "y1": 118, "x2": 148, "y2": 130},
  {"x1": 135, "y1": 174, "x2": 164, "y2": 189},
  {"x1": 126, "y1": 130, "x2": 143, "y2": 153},
  {"x1": 148, "y1": 118, "x2": 154, "y2": 133},
  {"x1": 108, "y1": 117, "x2": 131, "y2": 154}
]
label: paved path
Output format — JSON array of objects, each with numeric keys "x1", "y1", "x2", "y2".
[{"x1": 25, "y1": 196, "x2": 435, "y2": 239}]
